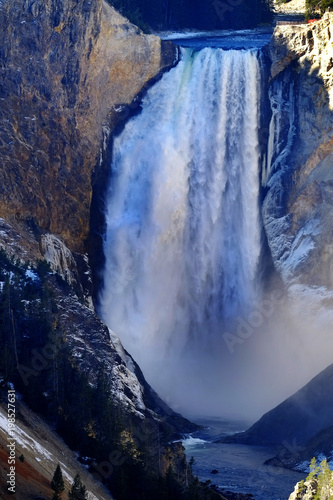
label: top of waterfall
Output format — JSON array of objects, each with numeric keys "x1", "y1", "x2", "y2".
[{"x1": 158, "y1": 27, "x2": 273, "y2": 50}]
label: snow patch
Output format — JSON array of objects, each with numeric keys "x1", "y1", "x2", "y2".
[
  {"x1": 265, "y1": 216, "x2": 321, "y2": 281},
  {"x1": 0, "y1": 410, "x2": 8, "y2": 432},
  {"x1": 265, "y1": 214, "x2": 292, "y2": 266},
  {"x1": 40, "y1": 234, "x2": 77, "y2": 283},
  {"x1": 25, "y1": 269, "x2": 39, "y2": 281},
  {"x1": 108, "y1": 329, "x2": 147, "y2": 416},
  {"x1": 0, "y1": 406, "x2": 52, "y2": 463},
  {"x1": 59, "y1": 461, "x2": 73, "y2": 485},
  {"x1": 295, "y1": 453, "x2": 333, "y2": 472},
  {"x1": 87, "y1": 493, "x2": 101, "y2": 500},
  {"x1": 109, "y1": 328, "x2": 127, "y2": 363},
  {"x1": 125, "y1": 354, "x2": 136, "y2": 374},
  {"x1": 112, "y1": 363, "x2": 146, "y2": 417}
]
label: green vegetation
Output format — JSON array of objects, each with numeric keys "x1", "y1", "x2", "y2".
[
  {"x1": 51, "y1": 464, "x2": 65, "y2": 500},
  {"x1": 68, "y1": 474, "x2": 87, "y2": 500},
  {"x1": 304, "y1": 458, "x2": 333, "y2": 499},
  {"x1": 0, "y1": 249, "x2": 221, "y2": 499},
  {"x1": 306, "y1": 0, "x2": 333, "y2": 17},
  {"x1": 298, "y1": 478, "x2": 306, "y2": 494},
  {"x1": 107, "y1": 0, "x2": 273, "y2": 31}
]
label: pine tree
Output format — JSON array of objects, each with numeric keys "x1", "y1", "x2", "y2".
[
  {"x1": 51, "y1": 464, "x2": 65, "y2": 500},
  {"x1": 68, "y1": 473, "x2": 87, "y2": 500},
  {"x1": 306, "y1": 457, "x2": 320, "y2": 482}
]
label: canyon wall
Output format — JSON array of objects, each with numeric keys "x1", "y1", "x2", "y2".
[
  {"x1": 263, "y1": 13, "x2": 333, "y2": 290},
  {"x1": 0, "y1": 0, "x2": 186, "y2": 416},
  {"x1": 0, "y1": 0, "x2": 176, "y2": 254},
  {"x1": 0, "y1": 1, "x2": 194, "y2": 491}
]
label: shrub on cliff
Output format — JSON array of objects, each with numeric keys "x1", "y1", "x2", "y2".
[
  {"x1": 295, "y1": 458, "x2": 333, "y2": 499},
  {"x1": 306, "y1": 0, "x2": 333, "y2": 16}
]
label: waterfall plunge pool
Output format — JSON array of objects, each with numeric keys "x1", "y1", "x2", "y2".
[{"x1": 182, "y1": 418, "x2": 306, "y2": 500}]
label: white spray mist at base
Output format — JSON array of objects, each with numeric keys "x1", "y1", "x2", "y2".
[
  {"x1": 150, "y1": 283, "x2": 333, "y2": 421},
  {"x1": 99, "y1": 47, "x2": 333, "y2": 421}
]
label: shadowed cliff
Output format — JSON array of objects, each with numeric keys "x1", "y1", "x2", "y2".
[{"x1": 219, "y1": 363, "x2": 333, "y2": 447}]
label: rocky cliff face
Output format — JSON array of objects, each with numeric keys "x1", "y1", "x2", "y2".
[
  {"x1": 0, "y1": 400, "x2": 115, "y2": 499},
  {"x1": 0, "y1": 215, "x2": 199, "y2": 500},
  {"x1": 289, "y1": 474, "x2": 333, "y2": 500},
  {"x1": 263, "y1": 13, "x2": 333, "y2": 291},
  {"x1": 0, "y1": 218, "x2": 198, "y2": 437},
  {"x1": 0, "y1": 1, "x2": 198, "y2": 494},
  {"x1": 0, "y1": 0, "x2": 176, "y2": 254},
  {"x1": 273, "y1": 0, "x2": 305, "y2": 14}
]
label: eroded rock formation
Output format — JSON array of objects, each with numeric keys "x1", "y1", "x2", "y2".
[
  {"x1": 0, "y1": 0, "x2": 176, "y2": 253},
  {"x1": 263, "y1": 13, "x2": 333, "y2": 289}
]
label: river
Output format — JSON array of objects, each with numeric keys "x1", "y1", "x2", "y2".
[{"x1": 183, "y1": 418, "x2": 306, "y2": 500}]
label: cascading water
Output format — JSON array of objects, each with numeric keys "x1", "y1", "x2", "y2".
[{"x1": 99, "y1": 47, "x2": 263, "y2": 412}]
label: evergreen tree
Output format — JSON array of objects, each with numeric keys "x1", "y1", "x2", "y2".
[
  {"x1": 306, "y1": 0, "x2": 333, "y2": 16},
  {"x1": 306, "y1": 457, "x2": 320, "y2": 481},
  {"x1": 51, "y1": 464, "x2": 65, "y2": 500},
  {"x1": 68, "y1": 474, "x2": 87, "y2": 500}
]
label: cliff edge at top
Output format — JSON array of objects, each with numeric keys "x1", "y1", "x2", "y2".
[
  {"x1": 0, "y1": 0, "x2": 176, "y2": 253},
  {"x1": 263, "y1": 13, "x2": 333, "y2": 292},
  {"x1": 269, "y1": 12, "x2": 333, "y2": 85},
  {"x1": 273, "y1": 0, "x2": 306, "y2": 14}
]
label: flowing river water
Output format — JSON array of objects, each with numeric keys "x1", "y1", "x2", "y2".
[{"x1": 183, "y1": 418, "x2": 306, "y2": 500}]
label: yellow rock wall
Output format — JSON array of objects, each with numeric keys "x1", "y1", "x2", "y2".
[{"x1": 0, "y1": 0, "x2": 176, "y2": 252}]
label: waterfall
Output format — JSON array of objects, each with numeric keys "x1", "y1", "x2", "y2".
[{"x1": 99, "y1": 47, "x2": 262, "y2": 406}]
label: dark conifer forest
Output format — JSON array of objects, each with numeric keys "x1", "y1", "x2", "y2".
[
  {"x1": 0, "y1": 250, "x2": 221, "y2": 499},
  {"x1": 107, "y1": 0, "x2": 274, "y2": 31}
]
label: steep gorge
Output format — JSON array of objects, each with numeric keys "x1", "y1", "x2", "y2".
[
  {"x1": 0, "y1": 0, "x2": 189, "y2": 435},
  {"x1": 0, "y1": 2, "x2": 199, "y2": 498},
  {"x1": 1, "y1": 0, "x2": 333, "y2": 497}
]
